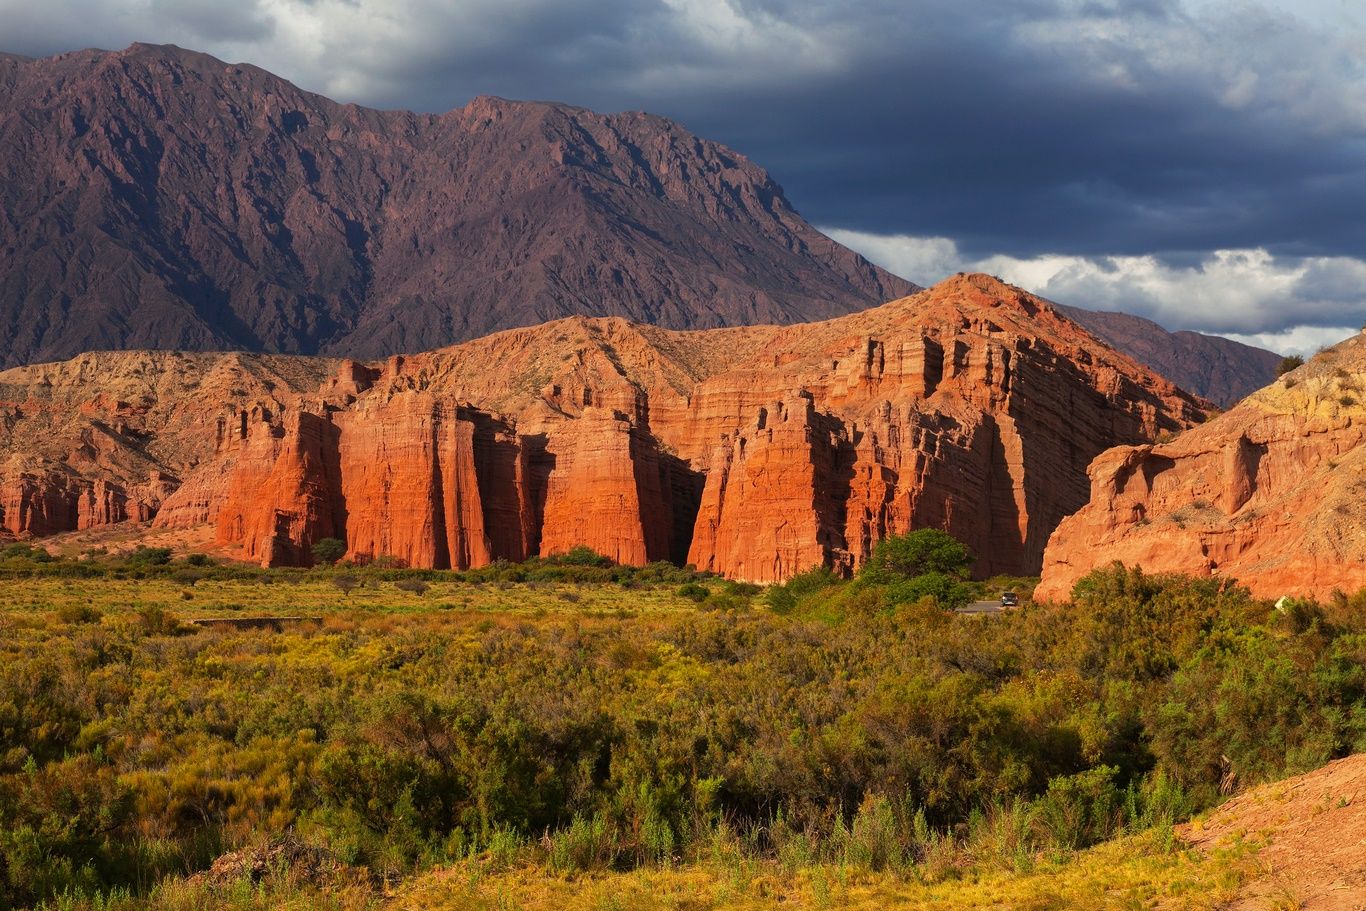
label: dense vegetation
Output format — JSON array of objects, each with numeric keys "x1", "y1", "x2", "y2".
[{"x1": 0, "y1": 537, "x2": 1362, "y2": 909}]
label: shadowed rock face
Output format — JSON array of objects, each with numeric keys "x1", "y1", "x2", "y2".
[
  {"x1": 1037, "y1": 333, "x2": 1366, "y2": 601},
  {"x1": 0, "y1": 43, "x2": 915, "y2": 370},
  {"x1": 1056, "y1": 306, "x2": 1282, "y2": 409},
  {"x1": 0, "y1": 275, "x2": 1209, "y2": 579}
]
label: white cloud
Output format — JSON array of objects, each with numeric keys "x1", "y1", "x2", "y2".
[
  {"x1": 1014, "y1": 0, "x2": 1366, "y2": 136},
  {"x1": 825, "y1": 227, "x2": 1366, "y2": 355},
  {"x1": 1222, "y1": 326, "x2": 1360, "y2": 358}
]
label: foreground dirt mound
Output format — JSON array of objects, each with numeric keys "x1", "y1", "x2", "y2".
[
  {"x1": 1181, "y1": 754, "x2": 1366, "y2": 910},
  {"x1": 1038, "y1": 332, "x2": 1366, "y2": 600}
]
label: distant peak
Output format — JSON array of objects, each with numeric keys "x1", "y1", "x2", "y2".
[{"x1": 935, "y1": 272, "x2": 1021, "y2": 296}]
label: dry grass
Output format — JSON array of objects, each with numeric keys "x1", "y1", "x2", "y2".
[
  {"x1": 0, "y1": 576, "x2": 698, "y2": 620},
  {"x1": 393, "y1": 830, "x2": 1259, "y2": 911}
]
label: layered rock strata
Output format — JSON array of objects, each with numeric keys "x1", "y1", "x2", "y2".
[
  {"x1": 1037, "y1": 333, "x2": 1366, "y2": 600},
  {"x1": 0, "y1": 275, "x2": 1208, "y2": 579}
]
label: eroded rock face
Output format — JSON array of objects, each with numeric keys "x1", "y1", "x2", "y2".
[
  {"x1": 1037, "y1": 334, "x2": 1366, "y2": 600},
  {"x1": 0, "y1": 275, "x2": 1208, "y2": 577}
]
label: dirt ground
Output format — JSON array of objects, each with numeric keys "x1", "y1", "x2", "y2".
[
  {"x1": 31, "y1": 521, "x2": 231, "y2": 559},
  {"x1": 1181, "y1": 754, "x2": 1366, "y2": 910}
]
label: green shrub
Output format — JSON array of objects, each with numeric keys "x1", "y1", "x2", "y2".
[
  {"x1": 860, "y1": 529, "x2": 972, "y2": 585},
  {"x1": 547, "y1": 812, "x2": 616, "y2": 872},
  {"x1": 1033, "y1": 766, "x2": 1121, "y2": 852},
  {"x1": 765, "y1": 585, "x2": 798, "y2": 614},
  {"x1": 1277, "y1": 354, "x2": 1304, "y2": 376},
  {"x1": 124, "y1": 547, "x2": 172, "y2": 567},
  {"x1": 56, "y1": 604, "x2": 103, "y2": 625},
  {"x1": 885, "y1": 571, "x2": 975, "y2": 609},
  {"x1": 311, "y1": 538, "x2": 347, "y2": 566},
  {"x1": 676, "y1": 583, "x2": 710, "y2": 603}
]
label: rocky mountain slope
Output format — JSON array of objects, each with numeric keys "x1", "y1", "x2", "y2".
[
  {"x1": 1056, "y1": 305, "x2": 1282, "y2": 408},
  {"x1": 0, "y1": 274, "x2": 1206, "y2": 580},
  {"x1": 0, "y1": 43, "x2": 913, "y2": 369},
  {"x1": 1037, "y1": 332, "x2": 1366, "y2": 600}
]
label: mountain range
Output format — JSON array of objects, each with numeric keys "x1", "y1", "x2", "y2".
[
  {"x1": 0, "y1": 43, "x2": 1279, "y2": 408},
  {"x1": 0, "y1": 43, "x2": 911, "y2": 367},
  {"x1": 1056, "y1": 305, "x2": 1282, "y2": 408}
]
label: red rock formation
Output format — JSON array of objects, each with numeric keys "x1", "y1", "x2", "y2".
[
  {"x1": 0, "y1": 351, "x2": 340, "y2": 540},
  {"x1": 0, "y1": 275, "x2": 1209, "y2": 577},
  {"x1": 687, "y1": 396, "x2": 843, "y2": 582},
  {"x1": 0, "y1": 471, "x2": 172, "y2": 537},
  {"x1": 540, "y1": 408, "x2": 676, "y2": 565},
  {"x1": 215, "y1": 410, "x2": 344, "y2": 567},
  {"x1": 1037, "y1": 333, "x2": 1366, "y2": 600}
]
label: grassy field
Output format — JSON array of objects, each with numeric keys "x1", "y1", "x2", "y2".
[
  {"x1": 0, "y1": 574, "x2": 697, "y2": 619},
  {"x1": 1, "y1": 544, "x2": 1359, "y2": 910},
  {"x1": 128, "y1": 827, "x2": 1262, "y2": 911}
]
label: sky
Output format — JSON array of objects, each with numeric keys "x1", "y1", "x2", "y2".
[{"x1": 3, "y1": 0, "x2": 1365, "y2": 354}]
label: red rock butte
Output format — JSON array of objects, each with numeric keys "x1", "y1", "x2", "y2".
[
  {"x1": 1037, "y1": 331, "x2": 1366, "y2": 601},
  {"x1": 0, "y1": 275, "x2": 1207, "y2": 582}
]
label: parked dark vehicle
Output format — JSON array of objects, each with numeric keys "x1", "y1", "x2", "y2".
[{"x1": 1001, "y1": 591, "x2": 1020, "y2": 607}]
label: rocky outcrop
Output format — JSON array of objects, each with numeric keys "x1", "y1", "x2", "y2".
[
  {"x1": 0, "y1": 472, "x2": 168, "y2": 537},
  {"x1": 1037, "y1": 333, "x2": 1366, "y2": 600},
  {"x1": 0, "y1": 43, "x2": 914, "y2": 370},
  {"x1": 688, "y1": 396, "x2": 843, "y2": 582},
  {"x1": 0, "y1": 351, "x2": 341, "y2": 541},
  {"x1": 0, "y1": 275, "x2": 1208, "y2": 578},
  {"x1": 216, "y1": 410, "x2": 344, "y2": 567}
]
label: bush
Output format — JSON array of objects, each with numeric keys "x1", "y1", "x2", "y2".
[
  {"x1": 124, "y1": 546, "x2": 172, "y2": 566},
  {"x1": 1033, "y1": 766, "x2": 1121, "y2": 852},
  {"x1": 331, "y1": 574, "x2": 360, "y2": 597},
  {"x1": 785, "y1": 565, "x2": 841, "y2": 597},
  {"x1": 547, "y1": 812, "x2": 616, "y2": 872},
  {"x1": 1277, "y1": 355, "x2": 1304, "y2": 376},
  {"x1": 765, "y1": 585, "x2": 798, "y2": 614},
  {"x1": 56, "y1": 603, "x2": 102, "y2": 625},
  {"x1": 312, "y1": 538, "x2": 347, "y2": 566},
  {"x1": 860, "y1": 529, "x2": 973, "y2": 585},
  {"x1": 550, "y1": 546, "x2": 613, "y2": 567},
  {"x1": 885, "y1": 571, "x2": 975, "y2": 609},
  {"x1": 394, "y1": 579, "x2": 430, "y2": 596},
  {"x1": 676, "y1": 582, "x2": 710, "y2": 603}
]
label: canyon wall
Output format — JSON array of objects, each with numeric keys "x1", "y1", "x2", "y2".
[
  {"x1": 1037, "y1": 332, "x2": 1366, "y2": 600},
  {"x1": 0, "y1": 275, "x2": 1209, "y2": 579}
]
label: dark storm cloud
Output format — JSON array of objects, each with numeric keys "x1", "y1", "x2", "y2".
[{"x1": 2, "y1": 0, "x2": 1364, "y2": 337}]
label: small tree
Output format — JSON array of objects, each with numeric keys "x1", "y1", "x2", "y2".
[
  {"x1": 312, "y1": 537, "x2": 347, "y2": 566},
  {"x1": 332, "y1": 574, "x2": 360, "y2": 597},
  {"x1": 859, "y1": 529, "x2": 973, "y2": 585},
  {"x1": 1277, "y1": 355, "x2": 1304, "y2": 377},
  {"x1": 394, "y1": 578, "x2": 429, "y2": 596}
]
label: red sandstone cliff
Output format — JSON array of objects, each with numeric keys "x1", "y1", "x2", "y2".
[
  {"x1": 0, "y1": 275, "x2": 1207, "y2": 578},
  {"x1": 1037, "y1": 333, "x2": 1366, "y2": 601}
]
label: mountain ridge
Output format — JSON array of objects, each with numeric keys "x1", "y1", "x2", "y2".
[
  {"x1": 0, "y1": 42, "x2": 915, "y2": 368},
  {"x1": 1056, "y1": 304, "x2": 1282, "y2": 407}
]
